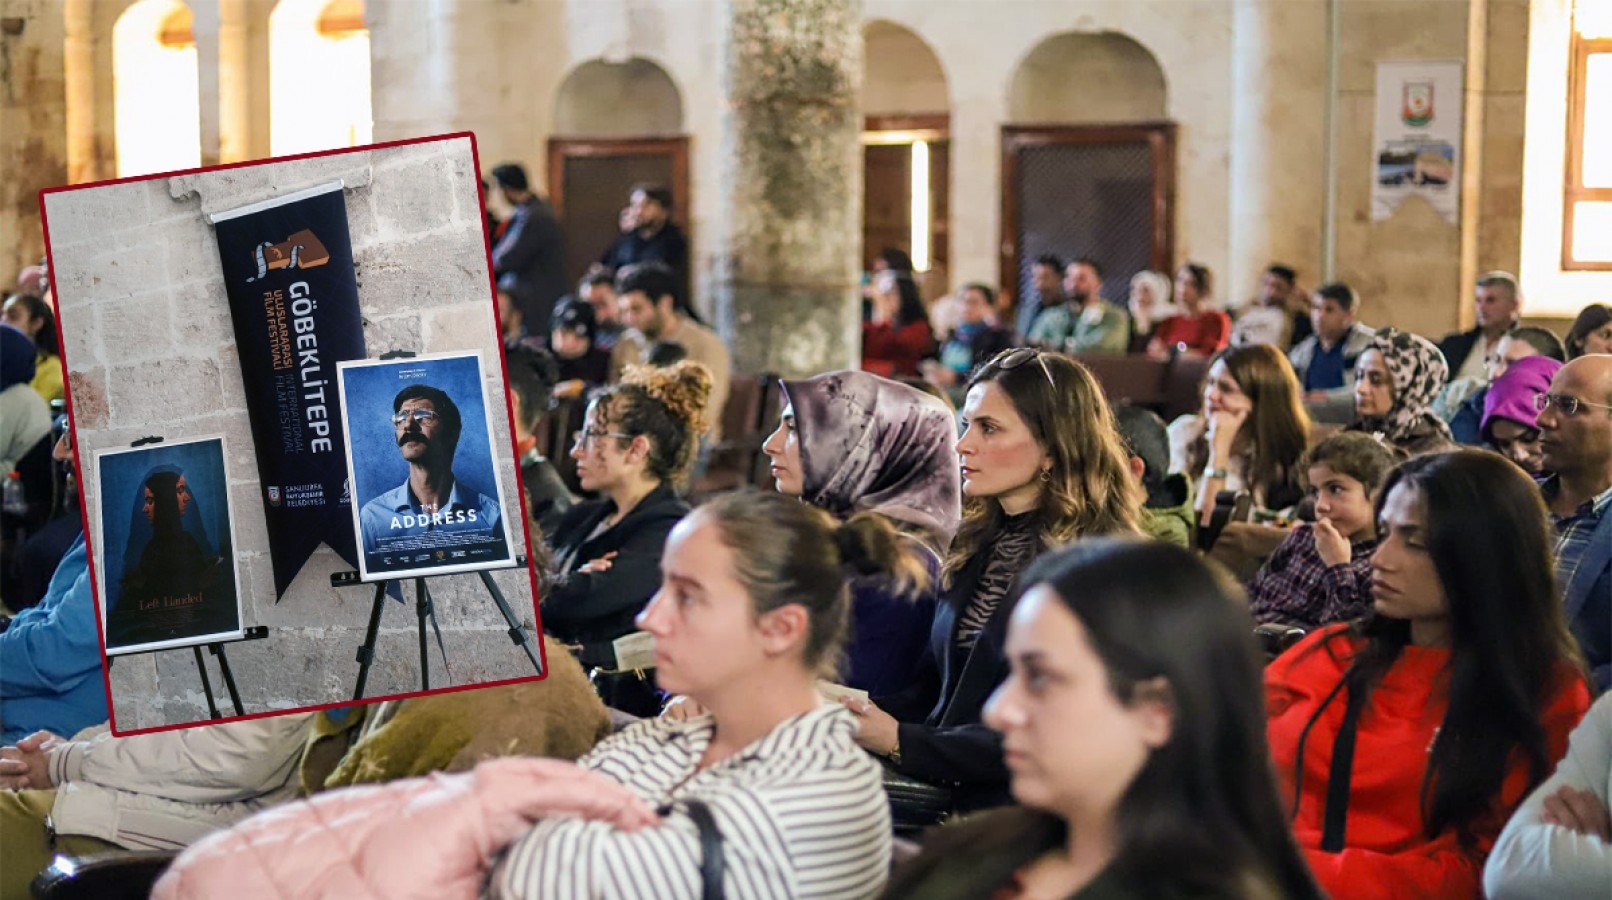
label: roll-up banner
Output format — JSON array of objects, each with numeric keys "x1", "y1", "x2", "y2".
[{"x1": 208, "y1": 182, "x2": 367, "y2": 599}]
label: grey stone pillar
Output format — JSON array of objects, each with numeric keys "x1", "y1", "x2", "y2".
[{"x1": 713, "y1": 0, "x2": 862, "y2": 378}]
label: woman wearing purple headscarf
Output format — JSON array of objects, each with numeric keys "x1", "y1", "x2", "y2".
[
  {"x1": 761, "y1": 370, "x2": 962, "y2": 696},
  {"x1": 1481, "y1": 355, "x2": 1563, "y2": 476}
]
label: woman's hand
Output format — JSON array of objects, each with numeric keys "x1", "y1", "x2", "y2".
[
  {"x1": 553, "y1": 380, "x2": 586, "y2": 400},
  {"x1": 0, "y1": 731, "x2": 59, "y2": 790},
  {"x1": 1312, "y1": 517, "x2": 1351, "y2": 567},
  {"x1": 577, "y1": 552, "x2": 618, "y2": 575},
  {"x1": 1541, "y1": 785, "x2": 1612, "y2": 842},
  {"x1": 1206, "y1": 406, "x2": 1250, "y2": 460},
  {"x1": 842, "y1": 698, "x2": 900, "y2": 757},
  {"x1": 660, "y1": 695, "x2": 708, "y2": 722}
]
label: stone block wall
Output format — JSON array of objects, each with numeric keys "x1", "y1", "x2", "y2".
[{"x1": 43, "y1": 137, "x2": 542, "y2": 731}]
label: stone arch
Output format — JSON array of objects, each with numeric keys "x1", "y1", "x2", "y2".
[
  {"x1": 112, "y1": 0, "x2": 200, "y2": 176},
  {"x1": 863, "y1": 19, "x2": 949, "y2": 116},
  {"x1": 269, "y1": 0, "x2": 373, "y2": 155},
  {"x1": 1008, "y1": 31, "x2": 1167, "y2": 123},
  {"x1": 551, "y1": 57, "x2": 683, "y2": 137}
]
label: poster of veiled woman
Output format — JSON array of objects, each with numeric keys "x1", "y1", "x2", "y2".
[{"x1": 94, "y1": 436, "x2": 245, "y2": 654}]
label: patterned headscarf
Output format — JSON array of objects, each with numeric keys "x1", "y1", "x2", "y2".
[
  {"x1": 1361, "y1": 328, "x2": 1454, "y2": 445},
  {"x1": 780, "y1": 371, "x2": 962, "y2": 548}
]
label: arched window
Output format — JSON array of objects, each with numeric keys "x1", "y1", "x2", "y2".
[
  {"x1": 113, "y1": 0, "x2": 201, "y2": 177},
  {"x1": 1565, "y1": 0, "x2": 1612, "y2": 268},
  {"x1": 270, "y1": 0, "x2": 372, "y2": 155}
]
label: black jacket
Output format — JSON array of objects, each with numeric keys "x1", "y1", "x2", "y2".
[
  {"x1": 540, "y1": 484, "x2": 688, "y2": 649},
  {"x1": 1436, "y1": 326, "x2": 1482, "y2": 376},
  {"x1": 520, "y1": 453, "x2": 574, "y2": 538},
  {"x1": 493, "y1": 197, "x2": 568, "y2": 335},
  {"x1": 873, "y1": 543, "x2": 1019, "y2": 811}
]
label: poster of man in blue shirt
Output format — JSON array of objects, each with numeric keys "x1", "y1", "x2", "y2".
[{"x1": 338, "y1": 352, "x2": 514, "y2": 581}]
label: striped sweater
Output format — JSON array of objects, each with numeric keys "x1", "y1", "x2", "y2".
[{"x1": 491, "y1": 703, "x2": 891, "y2": 899}]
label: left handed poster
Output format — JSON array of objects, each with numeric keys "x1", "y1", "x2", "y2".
[{"x1": 94, "y1": 437, "x2": 245, "y2": 655}]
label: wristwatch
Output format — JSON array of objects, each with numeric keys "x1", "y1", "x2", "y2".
[
  {"x1": 1202, "y1": 467, "x2": 1230, "y2": 481},
  {"x1": 887, "y1": 734, "x2": 902, "y2": 766}
]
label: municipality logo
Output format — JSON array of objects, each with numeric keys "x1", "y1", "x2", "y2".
[
  {"x1": 1402, "y1": 81, "x2": 1434, "y2": 128},
  {"x1": 247, "y1": 228, "x2": 330, "y2": 283},
  {"x1": 266, "y1": 485, "x2": 282, "y2": 506}
]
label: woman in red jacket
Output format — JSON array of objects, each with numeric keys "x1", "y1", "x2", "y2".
[
  {"x1": 1266, "y1": 450, "x2": 1591, "y2": 899},
  {"x1": 1148, "y1": 262, "x2": 1230, "y2": 358},
  {"x1": 863, "y1": 271, "x2": 936, "y2": 379}
]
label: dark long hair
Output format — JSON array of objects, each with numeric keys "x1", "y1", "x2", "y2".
[
  {"x1": 889, "y1": 274, "x2": 928, "y2": 329},
  {"x1": 1186, "y1": 345, "x2": 1311, "y2": 509},
  {"x1": 1304, "y1": 450, "x2": 1585, "y2": 846},
  {"x1": 889, "y1": 540, "x2": 1323, "y2": 900},
  {"x1": 1565, "y1": 303, "x2": 1611, "y2": 359},
  {"x1": 6, "y1": 293, "x2": 58, "y2": 356}
]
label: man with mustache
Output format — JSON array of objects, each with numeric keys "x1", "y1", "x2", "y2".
[{"x1": 357, "y1": 384, "x2": 504, "y2": 559}]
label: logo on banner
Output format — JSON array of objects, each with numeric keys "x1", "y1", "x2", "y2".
[
  {"x1": 266, "y1": 485, "x2": 282, "y2": 506},
  {"x1": 1402, "y1": 82, "x2": 1434, "y2": 127},
  {"x1": 247, "y1": 228, "x2": 331, "y2": 283}
]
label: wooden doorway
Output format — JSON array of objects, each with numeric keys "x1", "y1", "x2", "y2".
[
  {"x1": 547, "y1": 137, "x2": 691, "y2": 292},
  {"x1": 1000, "y1": 123, "x2": 1175, "y2": 308},
  {"x1": 864, "y1": 115, "x2": 950, "y2": 301}
]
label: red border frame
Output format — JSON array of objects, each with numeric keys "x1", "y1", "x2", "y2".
[{"x1": 38, "y1": 131, "x2": 551, "y2": 738}]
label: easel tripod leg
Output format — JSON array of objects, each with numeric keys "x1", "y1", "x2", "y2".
[
  {"x1": 352, "y1": 580, "x2": 389, "y2": 701},
  {"x1": 478, "y1": 570, "x2": 543, "y2": 675},
  {"x1": 193, "y1": 645, "x2": 221, "y2": 719},
  {"x1": 211, "y1": 643, "x2": 245, "y2": 716},
  {"x1": 415, "y1": 577, "x2": 431, "y2": 691}
]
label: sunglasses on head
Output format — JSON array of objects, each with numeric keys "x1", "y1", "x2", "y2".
[{"x1": 991, "y1": 347, "x2": 1057, "y2": 388}]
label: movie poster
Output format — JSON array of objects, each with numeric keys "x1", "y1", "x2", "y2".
[
  {"x1": 210, "y1": 182, "x2": 367, "y2": 599},
  {"x1": 1372, "y1": 60, "x2": 1464, "y2": 223},
  {"x1": 94, "y1": 437, "x2": 245, "y2": 655},
  {"x1": 337, "y1": 352, "x2": 515, "y2": 581}
]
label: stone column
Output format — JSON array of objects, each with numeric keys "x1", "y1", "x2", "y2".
[
  {"x1": 1227, "y1": 0, "x2": 1328, "y2": 306},
  {"x1": 0, "y1": 0, "x2": 68, "y2": 278},
  {"x1": 712, "y1": 0, "x2": 862, "y2": 377}
]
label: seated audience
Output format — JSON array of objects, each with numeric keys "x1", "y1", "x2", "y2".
[
  {"x1": 1126, "y1": 269, "x2": 1176, "y2": 353},
  {"x1": 1347, "y1": 327, "x2": 1454, "y2": 456},
  {"x1": 1536, "y1": 354, "x2": 1612, "y2": 690},
  {"x1": 155, "y1": 492, "x2": 898, "y2": 900},
  {"x1": 1169, "y1": 344, "x2": 1311, "y2": 526},
  {"x1": 0, "y1": 430, "x2": 106, "y2": 745},
  {"x1": 543, "y1": 361, "x2": 711, "y2": 716},
  {"x1": 1288, "y1": 282, "x2": 1375, "y2": 424},
  {"x1": 888, "y1": 540, "x2": 1324, "y2": 900},
  {"x1": 1, "y1": 294, "x2": 62, "y2": 404},
  {"x1": 1015, "y1": 254, "x2": 1066, "y2": 343},
  {"x1": 548, "y1": 299, "x2": 612, "y2": 400},
  {"x1": 1113, "y1": 405, "x2": 1194, "y2": 548},
  {"x1": 1026, "y1": 258, "x2": 1128, "y2": 354},
  {"x1": 923, "y1": 282, "x2": 1014, "y2": 404},
  {"x1": 1448, "y1": 326, "x2": 1566, "y2": 445},
  {"x1": 848, "y1": 349, "x2": 1142, "y2": 817},
  {"x1": 1231, "y1": 263, "x2": 1300, "y2": 350},
  {"x1": 862, "y1": 271, "x2": 936, "y2": 379},
  {"x1": 577, "y1": 269, "x2": 624, "y2": 352},
  {"x1": 1565, "y1": 303, "x2": 1612, "y2": 360},
  {"x1": 1248, "y1": 432, "x2": 1396, "y2": 629},
  {"x1": 504, "y1": 343, "x2": 574, "y2": 535},
  {"x1": 1148, "y1": 263, "x2": 1230, "y2": 358},
  {"x1": 761, "y1": 370, "x2": 960, "y2": 696},
  {"x1": 0, "y1": 325, "x2": 49, "y2": 478},
  {"x1": 1484, "y1": 691, "x2": 1612, "y2": 898},
  {"x1": 1266, "y1": 450, "x2": 1592, "y2": 897},
  {"x1": 1439, "y1": 270, "x2": 1521, "y2": 383},
  {"x1": 611, "y1": 263, "x2": 729, "y2": 440},
  {"x1": 1479, "y1": 356, "x2": 1562, "y2": 476}
]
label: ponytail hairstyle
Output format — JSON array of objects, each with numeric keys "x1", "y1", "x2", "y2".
[
  {"x1": 590, "y1": 360, "x2": 712, "y2": 487},
  {"x1": 697, "y1": 491, "x2": 919, "y2": 679}
]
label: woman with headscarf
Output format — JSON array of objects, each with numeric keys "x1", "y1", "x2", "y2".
[
  {"x1": 1347, "y1": 328, "x2": 1455, "y2": 457},
  {"x1": 1480, "y1": 355, "x2": 1563, "y2": 476},
  {"x1": 115, "y1": 469, "x2": 221, "y2": 646},
  {"x1": 1127, "y1": 270, "x2": 1176, "y2": 354},
  {"x1": 760, "y1": 370, "x2": 962, "y2": 696}
]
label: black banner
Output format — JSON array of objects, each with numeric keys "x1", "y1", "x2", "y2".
[{"x1": 211, "y1": 183, "x2": 366, "y2": 598}]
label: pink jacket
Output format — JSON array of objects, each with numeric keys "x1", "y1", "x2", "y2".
[{"x1": 151, "y1": 757, "x2": 658, "y2": 900}]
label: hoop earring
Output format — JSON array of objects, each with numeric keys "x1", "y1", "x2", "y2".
[{"x1": 1039, "y1": 467, "x2": 1051, "y2": 483}]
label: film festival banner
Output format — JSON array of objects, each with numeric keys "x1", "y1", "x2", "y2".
[
  {"x1": 1372, "y1": 60, "x2": 1464, "y2": 224},
  {"x1": 94, "y1": 437, "x2": 245, "y2": 655},
  {"x1": 337, "y1": 351, "x2": 515, "y2": 581},
  {"x1": 210, "y1": 182, "x2": 367, "y2": 598}
]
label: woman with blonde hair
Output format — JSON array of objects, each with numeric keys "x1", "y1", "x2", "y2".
[{"x1": 845, "y1": 348, "x2": 1142, "y2": 823}]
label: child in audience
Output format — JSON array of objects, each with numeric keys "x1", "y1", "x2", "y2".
[
  {"x1": 1266, "y1": 450, "x2": 1591, "y2": 898},
  {"x1": 887, "y1": 540, "x2": 1324, "y2": 900},
  {"x1": 1248, "y1": 432, "x2": 1396, "y2": 629}
]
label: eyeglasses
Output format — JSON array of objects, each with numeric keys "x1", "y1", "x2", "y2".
[
  {"x1": 1533, "y1": 392, "x2": 1612, "y2": 417},
  {"x1": 572, "y1": 428, "x2": 635, "y2": 450},
  {"x1": 992, "y1": 347, "x2": 1057, "y2": 388},
  {"x1": 391, "y1": 409, "x2": 441, "y2": 427}
]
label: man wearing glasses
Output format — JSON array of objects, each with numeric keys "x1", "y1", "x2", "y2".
[
  {"x1": 1536, "y1": 355, "x2": 1612, "y2": 690},
  {"x1": 356, "y1": 384, "x2": 504, "y2": 558}
]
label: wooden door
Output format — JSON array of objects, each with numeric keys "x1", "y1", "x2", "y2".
[{"x1": 547, "y1": 137, "x2": 691, "y2": 293}]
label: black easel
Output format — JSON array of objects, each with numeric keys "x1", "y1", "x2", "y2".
[
  {"x1": 332, "y1": 561, "x2": 542, "y2": 700},
  {"x1": 107, "y1": 436, "x2": 268, "y2": 719},
  {"x1": 107, "y1": 626, "x2": 270, "y2": 719}
]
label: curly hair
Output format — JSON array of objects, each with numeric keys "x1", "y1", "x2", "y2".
[{"x1": 590, "y1": 360, "x2": 712, "y2": 486}]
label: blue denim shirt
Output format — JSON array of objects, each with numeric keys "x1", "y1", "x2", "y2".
[{"x1": 356, "y1": 475, "x2": 504, "y2": 557}]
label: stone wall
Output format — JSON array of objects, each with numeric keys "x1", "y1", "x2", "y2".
[
  {"x1": 0, "y1": 0, "x2": 67, "y2": 281},
  {"x1": 43, "y1": 137, "x2": 540, "y2": 730}
]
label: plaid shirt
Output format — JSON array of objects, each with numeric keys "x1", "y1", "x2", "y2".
[
  {"x1": 1248, "y1": 523, "x2": 1377, "y2": 629},
  {"x1": 1542, "y1": 476, "x2": 1612, "y2": 592}
]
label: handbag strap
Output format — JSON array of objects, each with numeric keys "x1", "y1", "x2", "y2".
[
  {"x1": 683, "y1": 799, "x2": 725, "y2": 900},
  {"x1": 1320, "y1": 679, "x2": 1368, "y2": 852}
]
